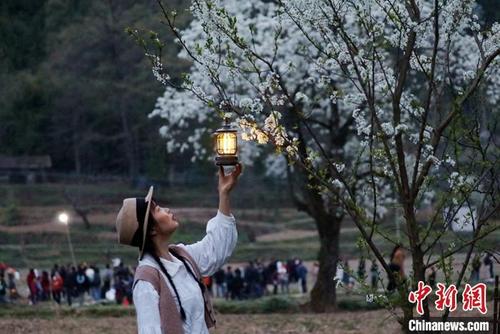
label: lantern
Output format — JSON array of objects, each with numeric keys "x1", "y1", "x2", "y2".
[{"x1": 214, "y1": 117, "x2": 238, "y2": 166}]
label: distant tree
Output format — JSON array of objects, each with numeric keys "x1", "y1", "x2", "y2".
[
  {"x1": 0, "y1": 0, "x2": 192, "y2": 178},
  {"x1": 0, "y1": 0, "x2": 51, "y2": 155}
]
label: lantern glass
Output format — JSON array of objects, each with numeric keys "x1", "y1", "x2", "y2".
[{"x1": 216, "y1": 132, "x2": 237, "y2": 155}]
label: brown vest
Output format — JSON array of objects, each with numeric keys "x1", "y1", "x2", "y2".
[{"x1": 133, "y1": 245, "x2": 217, "y2": 334}]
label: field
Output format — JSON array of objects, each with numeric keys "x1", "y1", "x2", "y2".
[
  {"x1": 0, "y1": 300, "x2": 494, "y2": 334},
  {"x1": 0, "y1": 182, "x2": 383, "y2": 268},
  {"x1": 0, "y1": 182, "x2": 498, "y2": 334},
  {"x1": 0, "y1": 311, "x2": 401, "y2": 334},
  {"x1": 1, "y1": 182, "x2": 497, "y2": 270},
  {"x1": 0, "y1": 310, "x2": 401, "y2": 334}
]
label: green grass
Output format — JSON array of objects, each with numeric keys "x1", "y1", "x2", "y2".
[
  {"x1": 0, "y1": 294, "x2": 384, "y2": 319},
  {"x1": 0, "y1": 304, "x2": 136, "y2": 319},
  {"x1": 337, "y1": 297, "x2": 384, "y2": 311},
  {"x1": 0, "y1": 217, "x2": 257, "y2": 267},
  {"x1": 214, "y1": 296, "x2": 301, "y2": 314},
  {"x1": 0, "y1": 182, "x2": 292, "y2": 209},
  {"x1": 0, "y1": 203, "x2": 21, "y2": 226}
]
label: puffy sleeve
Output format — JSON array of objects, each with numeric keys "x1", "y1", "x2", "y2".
[
  {"x1": 133, "y1": 280, "x2": 163, "y2": 334},
  {"x1": 179, "y1": 210, "x2": 238, "y2": 276}
]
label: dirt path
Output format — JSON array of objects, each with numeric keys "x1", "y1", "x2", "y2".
[
  {"x1": 1, "y1": 306, "x2": 493, "y2": 334},
  {"x1": 0, "y1": 311, "x2": 401, "y2": 334},
  {"x1": 256, "y1": 229, "x2": 317, "y2": 242}
]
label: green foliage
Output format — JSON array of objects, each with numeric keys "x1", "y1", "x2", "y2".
[
  {"x1": 214, "y1": 296, "x2": 300, "y2": 314},
  {"x1": 337, "y1": 298, "x2": 384, "y2": 311},
  {"x1": 0, "y1": 0, "x2": 191, "y2": 178},
  {"x1": 0, "y1": 0, "x2": 499, "y2": 179},
  {"x1": 0, "y1": 0, "x2": 47, "y2": 71},
  {"x1": 2, "y1": 203, "x2": 20, "y2": 226},
  {"x1": 0, "y1": 187, "x2": 20, "y2": 226},
  {"x1": 0, "y1": 304, "x2": 136, "y2": 319}
]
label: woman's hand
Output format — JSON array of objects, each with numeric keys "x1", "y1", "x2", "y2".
[
  {"x1": 218, "y1": 163, "x2": 242, "y2": 195},
  {"x1": 218, "y1": 164, "x2": 242, "y2": 216}
]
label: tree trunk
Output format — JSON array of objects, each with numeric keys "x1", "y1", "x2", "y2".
[
  {"x1": 402, "y1": 206, "x2": 430, "y2": 321},
  {"x1": 309, "y1": 214, "x2": 342, "y2": 312},
  {"x1": 402, "y1": 205, "x2": 428, "y2": 331},
  {"x1": 285, "y1": 105, "x2": 345, "y2": 312},
  {"x1": 401, "y1": 303, "x2": 414, "y2": 333}
]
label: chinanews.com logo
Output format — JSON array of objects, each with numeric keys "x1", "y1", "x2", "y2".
[
  {"x1": 408, "y1": 318, "x2": 490, "y2": 333},
  {"x1": 407, "y1": 281, "x2": 494, "y2": 333}
]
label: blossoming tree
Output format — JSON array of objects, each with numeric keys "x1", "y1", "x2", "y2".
[{"x1": 132, "y1": 0, "x2": 500, "y2": 329}]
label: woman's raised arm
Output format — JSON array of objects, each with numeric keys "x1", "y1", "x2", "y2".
[{"x1": 178, "y1": 164, "x2": 242, "y2": 276}]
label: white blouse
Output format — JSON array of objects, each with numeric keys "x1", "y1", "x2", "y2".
[{"x1": 133, "y1": 210, "x2": 238, "y2": 334}]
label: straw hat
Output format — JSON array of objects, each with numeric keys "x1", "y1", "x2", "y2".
[{"x1": 116, "y1": 186, "x2": 154, "y2": 259}]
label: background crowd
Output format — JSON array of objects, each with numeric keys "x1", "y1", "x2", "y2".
[
  {"x1": 0, "y1": 257, "x2": 315, "y2": 306},
  {"x1": 0, "y1": 251, "x2": 495, "y2": 306},
  {"x1": 211, "y1": 258, "x2": 312, "y2": 300}
]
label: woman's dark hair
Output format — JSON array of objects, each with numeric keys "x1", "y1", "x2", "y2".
[
  {"x1": 389, "y1": 245, "x2": 402, "y2": 263},
  {"x1": 142, "y1": 211, "x2": 187, "y2": 321}
]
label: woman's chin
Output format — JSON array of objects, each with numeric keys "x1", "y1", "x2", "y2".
[{"x1": 172, "y1": 221, "x2": 179, "y2": 231}]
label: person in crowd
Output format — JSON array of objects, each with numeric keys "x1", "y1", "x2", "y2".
[
  {"x1": 427, "y1": 266, "x2": 437, "y2": 289},
  {"x1": 51, "y1": 271, "x2": 64, "y2": 305},
  {"x1": 357, "y1": 258, "x2": 366, "y2": 284},
  {"x1": 225, "y1": 266, "x2": 234, "y2": 300},
  {"x1": 267, "y1": 260, "x2": 278, "y2": 295},
  {"x1": 51, "y1": 264, "x2": 59, "y2": 279},
  {"x1": 484, "y1": 252, "x2": 494, "y2": 280},
  {"x1": 214, "y1": 268, "x2": 226, "y2": 298},
  {"x1": 288, "y1": 258, "x2": 298, "y2": 285},
  {"x1": 311, "y1": 261, "x2": 319, "y2": 288},
  {"x1": 89, "y1": 266, "x2": 101, "y2": 302},
  {"x1": 59, "y1": 265, "x2": 67, "y2": 299},
  {"x1": 244, "y1": 261, "x2": 258, "y2": 298},
  {"x1": 75, "y1": 264, "x2": 88, "y2": 306},
  {"x1": 471, "y1": 255, "x2": 481, "y2": 283},
  {"x1": 7, "y1": 271, "x2": 18, "y2": 301},
  {"x1": 387, "y1": 245, "x2": 406, "y2": 292},
  {"x1": 41, "y1": 271, "x2": 51, "y2": 301},
  {"x1": 334, "y1": 258, "x2": 344, "y2": 288},
  {"x1": 124, "y1": 267, "x2": 134, "y2": 304},
  {"x1": 35, "y1": 274, "x2": 43, "y2": 301},
  {"x1": 64, "y1": 266, "x2": 76, "y2": 306},
  {"x1": 85, "y1": 265, "x2": 95, "y2": 287},
  {"x1": 114, "y1": 261, "x2": 131, "y2": 304},
  {"x1": 0, "y1": 271, "x2": 7, "y2": 304},
  {"x1": 231, "y1": 268, "x2": 244, "y2": 300},
  {"x1": 277, "y1": 261, "x2": 289, "y2": 294},
  {"x1": 256, "y1": 260, "x2": 266, "y2": 297},
  {"x1": 342, "y1": 260, "x2": 354, "y2": 291},
  {"x1": 342, "y1": 260, "x2": 351, "y2": 289},
  {"x1": 296, "y1": 260, "x2": 308, "y2": 293},
  {"x1": 101, "y1": 264, "x2": 113, "y2": 299},
  {"x1": 27, "y1": 269, "x2": 37, "y2": 305},
  {"x1": 370, "y1": 260, "x2": 378, "y2": 290}
]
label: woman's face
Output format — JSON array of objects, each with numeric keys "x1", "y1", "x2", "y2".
[
  {"x1": 150, "y1": 201, "x2": 179, "y2": 238},
  {"x1": 393, "y1": 248, "x2": 406, "y2": 266}
]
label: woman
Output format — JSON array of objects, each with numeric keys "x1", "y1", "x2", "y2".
[
  {"x1": 116, "y1": 164, "x2": 242, "y2": 334},
  {"x1": 51, "y1": 271, "x2": 64, "y2": 305},
  {"x1": 26, "y1": 269, "x2": 37, "y2": 305},
  {"x1": 387, "y1": 245, "x2": 406, "y2": 292}
]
